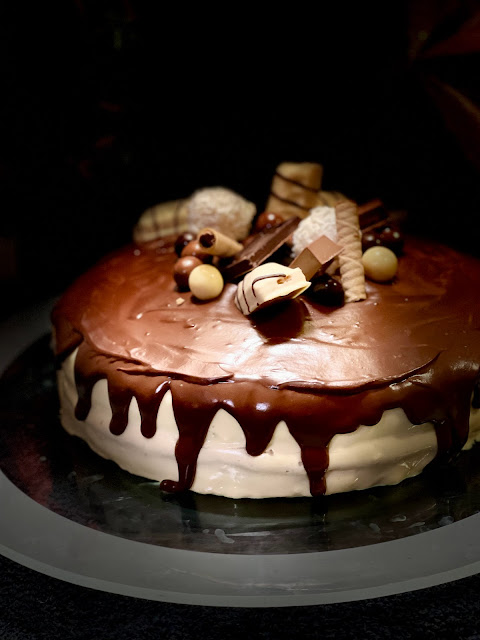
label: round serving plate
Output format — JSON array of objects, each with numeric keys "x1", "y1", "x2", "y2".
[{"x1": 1, "y1": 300, "x2": 480, "y2": 607}]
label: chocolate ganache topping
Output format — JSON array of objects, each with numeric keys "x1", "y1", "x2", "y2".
[{"x1": 52, "y1": 235, "x2": 480, "y2": 495}]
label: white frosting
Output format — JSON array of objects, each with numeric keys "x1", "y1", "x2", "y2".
[
  {"x1": 292, "y1": 206, "x2": 337, "y2": 257},
  {"x1": 57, "y1": 349, "x2": 480, "y2": 499},
  {"x1": 186, "y1": 187, "x2": 256, "y2": 241}
]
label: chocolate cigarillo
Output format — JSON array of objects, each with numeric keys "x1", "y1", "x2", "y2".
[
  {"x1": 335, "y1": 201, "x2": 367, "y2": 303},
  {"x1": 198, "y1": 228, "x2": 243, "y2": 257},
  {"x1": 265, "y1": 162, "x2": 324, "y2": 219}
]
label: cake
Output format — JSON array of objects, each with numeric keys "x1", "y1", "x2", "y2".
[{"x1": 51, "y1": 165, "x2": 480, "y2": 499}]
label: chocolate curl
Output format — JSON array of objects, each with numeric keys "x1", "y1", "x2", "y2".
[
  {"x1": 335, "y1": 201, "x2": 367, "y2": 303},
  {"x1": 290, "y1": 235, "x2": 343, "y2": 280},
  {"x1": 197, "y1": 228, "x2": 243, "y2": 257},
  {"x1": 265, "y1": 162, "x2": 324, "y2": 220}
]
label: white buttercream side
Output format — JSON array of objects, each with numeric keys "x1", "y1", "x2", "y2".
[
  {"x1": 463, "y1": 403, "x2": 480, "y2": 449},
  {"x1": 56, "y1": 349, "x2": 480, "y2": 498},
  {"x1": 325, "y1": 410, "x2": 437, "y2": 494}
]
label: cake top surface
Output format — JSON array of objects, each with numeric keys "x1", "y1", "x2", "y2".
[{"x1": 53, "y1": 234, "x2": 480, "y2": 393}]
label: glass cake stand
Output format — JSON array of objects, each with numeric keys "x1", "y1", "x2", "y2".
[{"x1": 1, "y1": 300, "x2": 480, "y2": 607}]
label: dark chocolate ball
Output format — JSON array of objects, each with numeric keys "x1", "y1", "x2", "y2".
[
  {"x1": 173, "y1": 256, "x2": 202, "y2": 290},
  {"x1": 180, "y1": 240, "x2": 213, "y2": 263},
  {"x1": 362, "y1": 231, "x2": 381, "y2": 253},
  {"x1": 378, "y1": 226, "x2": 404, "y2": 255},
  {"x1": 308, "y1": 274, "x2": 344, "y2": 306},
  {"x1": 175, "y1": 231, "x2": 196, "y2": 256},
  {"x1": 254, "y1": 211, "x2": 284, "y2": 232}
]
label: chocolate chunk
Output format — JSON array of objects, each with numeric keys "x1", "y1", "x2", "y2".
[
  {"x1": 221, "y1": 217, "x2": 300, "y2": 281},
  {"x1": 290, "y1": 235, "x2": 343, "y2": 280},
  {"x1": 358, "y1": 199, "x2": 388, "y2": 231}
]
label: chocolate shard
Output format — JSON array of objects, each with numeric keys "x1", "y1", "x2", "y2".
[
  {"x1": 221, "y1": 217, "x2": 300, "y2": 281},
  {"x1": 358, "y1": 198, "x2": 388, "y2": 230}
]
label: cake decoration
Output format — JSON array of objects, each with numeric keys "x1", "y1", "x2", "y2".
[
  {"x1": 173, "y1": 255, "x2": 202, "y2": 290},
  {"x1": 317, "y1": 190, "x2": 348, "y2": 207},
  {"x1": 180, "y1": 239, "x2": 213, "y2": 263},
  {"x1": 188, "y1": 264, "x2": 224, "y2": 300},
  {"x1": 377, "y1": 226, "x2": 404, "y2": 255},
  {"x1": 265, "y1": 162, "x2": 323, "y2": 219},
  {"x1": 186, "y1": 187, "x2": 256, "y2": 240},
  {"x1": 221, "y1": 217, "x2": 300, "y2": 281},
  {"x1": 357, "y1": 198, "x2": 389, "y2": 230},
  {"x1": 306, "y1": 273, "x2": 345, "y2": 306},
  {"x1": 362, "y1": 246, "x2": 399, "y2": 282},
  {"x1": 133, "y1": 199, "x2": 188, "y2": 244},
  {"x1": 290, "y1": 235, "x2": 343, "y2": 280},
  {"x1": 234, "y1": 262, "x2": 310, "y2": 315},
  {"x1": 174, "y1": 231, "x2": 196, "y2": 256},
  {"x1": 362, "y1": 225, "x2": 404, "y2": 256},
  {"x1": 197, "y1": 228, "x2": 243, "y2": 258},
  {"x1": 335, "y1": 200, "x2": 367, "y2": 302},
  {"x1": 292, "y1": 206, "x2": 337, "y2": 256},
  {"x1": 253, "y1": 211, "x2": 284, "y2": 232}
]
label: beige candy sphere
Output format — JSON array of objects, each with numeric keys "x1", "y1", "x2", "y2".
[
  {"x1": 188, "y1": 264, "x2": 224, "y2": 300},
  {"x1": 362, "y1": 246, "x2": 398, "y2": 282}
]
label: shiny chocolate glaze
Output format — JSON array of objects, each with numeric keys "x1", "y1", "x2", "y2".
[{"x1": 52, "y1": 236, "x2": 480, "y2": 495}]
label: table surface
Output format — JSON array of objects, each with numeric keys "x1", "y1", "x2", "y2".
[{"x1": 2, "y1": 552, "x2": 480, "y2": 640}]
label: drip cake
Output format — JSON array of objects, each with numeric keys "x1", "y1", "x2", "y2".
[{"x1": 52, "y1": 163, "x2": 480, "y2": 498}]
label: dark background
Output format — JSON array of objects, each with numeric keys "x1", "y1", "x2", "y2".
[{"x1": 2, "y1": 1, "x2": 480, "y2": 317}]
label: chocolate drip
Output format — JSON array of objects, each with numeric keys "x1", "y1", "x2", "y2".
[
  {"x1": 73, "y1": 342, "x2": 172, "y2": 439},
  {"x1": 137, "y1": 381, "x2": 171, "y2": 438},
  {"x1": 74, "y1": 342, "x2": 106, "y2": 421},
  {"x1": 69, "y1": 350, "x2": 477, "y2": 495},
  {"x1": 107, "y1": 380, "x2": 133, "y2": 436},
  {"x1": 161, "y1": 381, "x2": 219, "y2": 492},
  {"x1": 53, "y1": 237, "x2": 480, "y2": 496}
]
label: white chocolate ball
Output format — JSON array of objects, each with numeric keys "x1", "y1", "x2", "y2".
[
  {"x1": 362, "y1": 246, "x2": 398, "y2": 282},
  {"x1": 188, "y1": 264, "x2": 224, "y2": 300}
]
